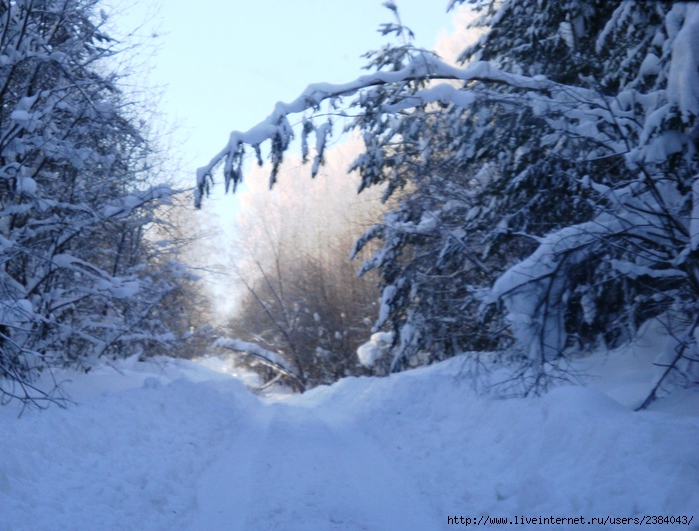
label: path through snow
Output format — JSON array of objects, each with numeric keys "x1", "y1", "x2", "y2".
[
  {"x1": 190, "y1": 403, "x2": 437, "y2": 531},
  {"x1": 1, "y1": 353, "x2": 698, "y2": 530}
]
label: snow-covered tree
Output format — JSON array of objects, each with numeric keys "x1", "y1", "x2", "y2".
[
  {"x1": 198, "y1": 1, "x2": 699, "y2": 405},
  {"x1": 221, "y1": 143, "x2": 384, "y2": 390},
  {"x1": 0, "y1": 0, "x2": 184, "y2": 405}
]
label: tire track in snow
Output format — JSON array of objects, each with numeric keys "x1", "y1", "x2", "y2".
[
  {"x1": 185, "y1": 408, "x2": 273, "y2": 531},
  {"x1": 187, "y1": 403, "x2": 440, "y2": 531}
]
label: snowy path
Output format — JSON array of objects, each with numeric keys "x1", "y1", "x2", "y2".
[
  {"x1": 1, "y1": 354, "x2": 698, "y2": 531},
  {"x1": 188, "y1": 403, "x2": 438, "y2": 531}
]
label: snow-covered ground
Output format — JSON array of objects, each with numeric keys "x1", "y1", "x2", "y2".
[{"x1": 1, "y1": 342, "x2": 698, "y2": 530}]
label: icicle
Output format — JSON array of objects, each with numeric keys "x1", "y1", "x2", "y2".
[{"x1": 312, "y1": 121, "x2": 332, "y2": 177}]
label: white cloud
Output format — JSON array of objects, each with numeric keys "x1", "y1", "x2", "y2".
[{"x1": 434, "y1": 4, "x2": 484, "y2": 65}]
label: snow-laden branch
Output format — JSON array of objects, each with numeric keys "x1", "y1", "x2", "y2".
[
  {"x1": 196, "y1": 39, "x2": 689, "y2": 209},
  {"x1": 485, "y1": 183, "x2": 692, "y2": 363},
  {"x1": 667, "y1": 4, "x2": 699, "y2": 118},
  {"x1": 195, "y1": 54, "x2": 596, "y2": 207},
  {"x1": 485, "y1": 215, "x2": 628, "y2": 361},
  {"x1": 213, "y1": 337, "x2": 305, "y2": 390}
]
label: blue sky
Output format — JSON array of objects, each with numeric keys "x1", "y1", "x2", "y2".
[{"x1": 112, "y1": 1, "x2": 461, "y2": 180}]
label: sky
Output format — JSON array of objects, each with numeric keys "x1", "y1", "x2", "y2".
[{"x1": 111, "y1": 0, "x2": 463, "y2": 180}]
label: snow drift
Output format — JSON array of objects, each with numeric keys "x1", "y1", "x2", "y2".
[{"x1": 0, "y1": 347, "x2": 696, "y2": 530}]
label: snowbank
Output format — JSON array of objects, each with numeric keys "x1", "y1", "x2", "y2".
[{"x1": 0, "y1": 351, "x2": 697, "y2": 530}]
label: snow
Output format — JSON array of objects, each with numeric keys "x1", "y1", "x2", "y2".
[
  {"x1": 0, "y1": 298, "x2": 33, "y2": 325},
  {"x1": 668, "y1": 4, "x2": 699, "y2": 118},
  {"x1": 213, "y1": 338, "x2": 295, "y2": 374},
  {"x1": 611, "y1": 259, "x2": 687, "y2": 280},
  {"x1": 17, "y1": 176, "x2": 36, "y2": 195},
  {"x1": 9, "y1": 110, "x2": 32, "y2": 121},
  {"x1": 486, "y1": 218, "x2": 623, "y2": 361},
  {"x1": 639, "y1": 52, "x2": 661, "y2": 78},
  {"x1": 196, "y1": 54, "x2": 580, "y2": 206},
  {"x1": 186, "y1": 354, "x2": 263, "y2": 389},
  {"x1": 356, "y1": 332, "x2": 393, "y2": 367},
  {"x1": 559, "y1": 21, "x2": 575, "y2": 49},
  {"x1": 376, "y1": 284, "x2": 397, "y2": 327},
  {"x1": 596, "y1": 1, "x2": 633, "y2": 54},
  {"x1": 1, "y1": 340, "x2": 697, "y2": 531}
]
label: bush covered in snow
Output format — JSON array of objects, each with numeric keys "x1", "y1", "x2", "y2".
[{"x1": 0, "y1": 0, "x2": 195, "y2": 406}]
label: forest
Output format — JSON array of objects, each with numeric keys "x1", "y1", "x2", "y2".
[
  {"x1": 0, "y1": 0, "x2": 697, "y2": 412},
  {"x1": 0, "y1": 1, "x2": 697, "y2": 528}
]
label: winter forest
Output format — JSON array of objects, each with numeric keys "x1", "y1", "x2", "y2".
[{"x1": 1, "y1": 0, "x2": 698, "y2": 529}]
